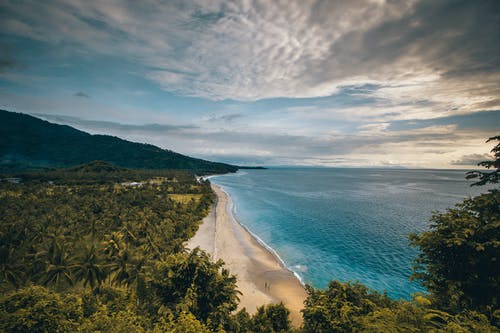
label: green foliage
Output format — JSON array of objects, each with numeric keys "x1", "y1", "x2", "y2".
[
  {"x1": 156, "y1": 311, "x2": 213, "y2": 333},
  {"x1": 301, "y1": 282, "x2": 498, "y2": 332},
  {"x1": 79, "y1": 308, "x2": 148, "y2": 333},
  {"x1": 6, "y1": 160, "x2": 211, "y2": 185},
  {"x1": 0, "y1": 165, "x2": 214, "y2": 292},
  {"x1": 73, "y1": 245, "x2": 106, "y2": 290},
  {"x1": 359, "y1": 303, "x2": 497, "y2": 332},
  {"x1": 0, "y1": 246, "x2": 23, "y2": 289},
  {"x1": 0, "y1": 109, "x2": 238, "y2": 174},
  {"x1": 250, "y1": 303, "x2": 291, "y2": 333},
  {"x1": 0, "y1": 286, "x2": 82, "y2": 333},
  {"x1": 150, "y1": 248, "x2": 239, "y2": 329},
  {"x1": 39, "y1": 238, "x2": 74, "y2": 289},
  {"x1": 1, "y1": 137, "x2": 499, "y2": 332},
  {"x1": 225, "y1": 309, "x2": 252, "y2": 333},
  {"x1": 466, "y1": 135, "x2": 500, "y2": 186},
  {"x1": 0, "y1": 164, "x2": 235, "y2": 331},
  {"x1": 301, "y1": 280, "x2": 393, "y2": 333},
  {"x1": 409, "y1": 191, "x2": 500, "y2": 313},
  {"x1": 223, "y1": 304, "x2": 293, "y2": 333}
]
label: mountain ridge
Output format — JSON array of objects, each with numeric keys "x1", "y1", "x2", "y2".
[{"x1": 0, "y1": 110, "x2": 238, "y2": 174}]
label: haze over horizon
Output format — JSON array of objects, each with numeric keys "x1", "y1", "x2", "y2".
[{"x1": 1, "y1": 0, "x2": 499, "y2": 168}]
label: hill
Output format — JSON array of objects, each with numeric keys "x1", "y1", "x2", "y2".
[{"x1": 0, "y1": 110, "x2": 238, "y2": 174}]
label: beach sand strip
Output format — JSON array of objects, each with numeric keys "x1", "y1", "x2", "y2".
[{"x1": 186, "y1": 184, "x2": 307, "y2": 327}]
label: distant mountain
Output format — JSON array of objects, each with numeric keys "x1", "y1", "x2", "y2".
[{"x1": 0, "y1": 110, "x2": 238, "y2": 174}]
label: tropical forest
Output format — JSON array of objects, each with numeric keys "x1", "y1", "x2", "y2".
[{"x1": 1, "y1": 139, "x2": 499, "y2": 332}]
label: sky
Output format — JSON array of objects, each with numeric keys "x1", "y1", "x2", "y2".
[{"x1": 0, "y1": 0, "x2": 499, "y2": 168}]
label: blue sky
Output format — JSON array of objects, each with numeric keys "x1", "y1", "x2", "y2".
[{"x1": 1, "y1": 0, "x2": 499, "y2": 167}]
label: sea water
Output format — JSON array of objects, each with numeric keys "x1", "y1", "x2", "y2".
[{"x1": 210, "y1": 168, "x2": 491, "y2": 299}]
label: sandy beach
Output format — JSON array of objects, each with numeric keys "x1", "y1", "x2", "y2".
[{"x1": 186, "y1": 184, "x2": 307, "y2": 326}]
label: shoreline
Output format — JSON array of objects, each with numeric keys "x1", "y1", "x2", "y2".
[
  {"x1": 218, "y1": 185, "x2": 306, "y2": 287},
  {"x1": 187, "y1": 183, "x2": 307, "y2": 326}
]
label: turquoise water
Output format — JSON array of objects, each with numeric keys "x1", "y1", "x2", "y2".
[{"x1": 210, "y1": 168, "x2": 491, "y2": 299}]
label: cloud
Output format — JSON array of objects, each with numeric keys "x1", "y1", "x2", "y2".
[
  {"x1": 31, "y1": 112, "x2": 497, "y2": 168},
  {"x1": 0, "y1": 43, "x2": 20, "y2": 73},
  {"x1": 74, "y1": 91, "x2": 90, "y2": 98},
  {"x1": 0, "y1": 57, "x2": 17, "y2": 73},
  {"x1": 388, "y1": 110, "x2": 500, "y2": 132},
  {"x1": 207, "y1": 113, "x2": 244, "y2": 123},
  {"x1": 1, "y1": 1, "x2": 498, "y2": 168},
  {"x1": 34, "y1": 113, "x2": 198, "y2": 135},
  {"x1": 1, "y1": 0, "x2": 498, "y2": 113},
  {"x1": 451, "y1": 154, "x2": 493, "y2": 166}
]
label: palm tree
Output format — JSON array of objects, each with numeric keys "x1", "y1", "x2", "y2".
[
  {"x1": 73, "y1": 245, "x2": 106, "y2": 290},
  {"x1": 41, "y1": 240, "x2": 74, "y2": 289},
  {"x1": 102, "y1": 231, "x2": 123, "y2": 258},
  {"x1": 103, "y1": 232, "x2": 142, "y2": 286},
  {"x1": 109, "y1": 248, "x2": 144, "y2": 286},
  {"x1": 0, "y1": 246, "x2": 23, "y2": 289}
]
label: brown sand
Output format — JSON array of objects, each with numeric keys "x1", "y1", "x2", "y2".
[{"x1": 186, "y1": 184, "x2": 307, "y2": 327}]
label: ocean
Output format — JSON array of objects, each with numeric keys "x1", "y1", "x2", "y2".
[{"x1": 209, "y1": 167, "x2": 491, "y2": 299}]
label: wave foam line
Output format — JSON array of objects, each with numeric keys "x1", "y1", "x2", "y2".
[{"x1": 214, "y1": 182, "x2": 306, "y2": 287}]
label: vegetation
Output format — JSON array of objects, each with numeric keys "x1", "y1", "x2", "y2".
[
  {"x1": 0, "y1": 162, "x2": 298, "y2": 332},
  {"x1": 301, "y1": 281, "x2": 495, "y2": 333},
  {"x1": 467, "y1": 135, "x2": 500, "y2": 186},
  {"x1": 409, "y1": 192, "x2": 499, "y2": 314},
  {"x1": 0, "y1": 109, "x2": 238, "y2": 174},
  {"x1": 410, "y1": 136, "x2": 500, "y2": 321},
  {"x1": 0, "y1": 136, "x2": 499, "y2": 332},
  {"x1": 0, "y1": 163, "x2": 221, "y2": 331}
]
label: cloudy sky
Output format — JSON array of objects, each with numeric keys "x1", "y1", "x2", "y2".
[{"x1": 1, "y1": 0, "x2": 499, "y2": 168}]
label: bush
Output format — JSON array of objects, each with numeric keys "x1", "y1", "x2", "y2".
[{"x1": 0, "y1": 285, "x2": 82, "y2": 333}]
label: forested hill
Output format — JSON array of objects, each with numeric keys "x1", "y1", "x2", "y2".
[{"x1": 0, "y1": 110, "x2": 238, "y2": 174}]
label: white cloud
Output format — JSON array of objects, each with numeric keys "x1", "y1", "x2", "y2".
[
  {"x1": 2, "y1": 0, "x2": 498, "y2": 113},
  {"x1": 1, "y1": 0, "x2": 499, "y2": 168},
  {"x1": 33, "y1": 112, "x2": 498, "y2": 168}
]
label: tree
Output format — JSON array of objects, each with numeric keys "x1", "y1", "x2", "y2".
[
  {"x1": 411, "y1": 136, "x2": 500, "y2": 316},
  {"x1": 301, "y1": 281, "x2": 498, "y2": 332},
  {"x1": 225, "y1": 309, "x2": 252, "y2": 333},
  {"x1": 149, "y1": 311, "x2": 213, "y2": 333},
  {"x1": 79, "y1": 308, "x2": 148, "y2": 332},
  {"x1": 149, "y1": 248, "x2": 239, "y2": 328},
  {"x1": 250, "y1": 303, "x2": 291, "y2": 333},
  {"x1": 102, "y1": 232, "x2": 142, "y2": 286},
  {"x1": 72, "y1": 245, "x2": 106, "y2": 290},
  {"x1": 0, "y1": 246, "x2": 23, "y2": 290},
  {"x1": 0, "y1": 164, "x2": 225, "y2": 330},
  {"x1": 301, "y1": 281, "x2": 393, "y2": 333},
  {"x1": 40, "y1": 239, "x2": 74, "y2": 289},
  {"x1": 0, "y1": 286, "x2": 82, "y2": 332},
  {"x1": 359, "y1": 302, "x2": 496, "y2": 332},
  {"x1": 466, "y1": 135, "x2": 500, "y2": 186},
  {"x1": 409, "y1": 191, "x2": 500, "y2": 314}
]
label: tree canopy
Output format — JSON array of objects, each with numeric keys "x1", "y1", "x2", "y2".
[
  {"x1": 409, "y1": 192, "x2": 499, "y2": 314},
  {"x1": 466, "y1": 135, "x2": 500, "y2": 186},
  {"x1": 409, "y1": 135, "x2": 500, "y2": 327}
]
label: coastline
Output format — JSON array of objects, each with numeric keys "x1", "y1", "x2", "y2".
[
  {"x1": 187, "y1": 183, "x2": 307, "y2": 326},
  {"x1": 220, "y1": 185, "x2": 306, "y2": 286}
]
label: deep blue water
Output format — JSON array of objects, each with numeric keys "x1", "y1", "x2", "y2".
[{"x1": 210, "y1": 168, "x2": 491, "y2": 299}]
